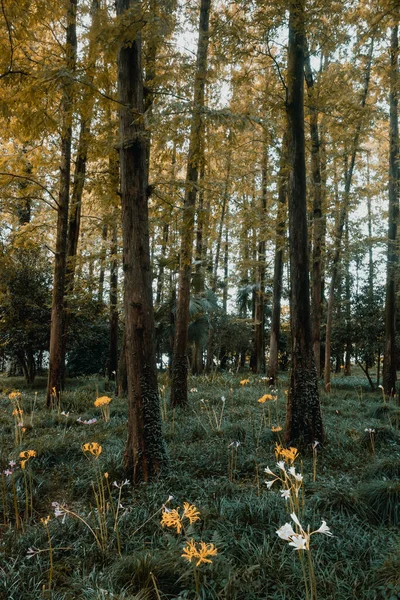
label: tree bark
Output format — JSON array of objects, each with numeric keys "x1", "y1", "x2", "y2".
[
  {"x1": 383, "y1": 25, "x2": 399, "y2": 397},
  {"x1": 170, "y1": 0, "x2": 211, "y2": 407},
  {"x1": 285, "y1": 0, "x2": 324, "y2": 446},
  {"x1": 108, "y1": 221, "x2": 119, "y2": 381},
  {"x1": 268, "y1": 134, "x2": 288, "y2": 383},
  {"x1": 46, "y1": 0, "x2": 77, "y2": 407},
  {"x1": 117, "y1": 0, "x2": 168, "y2": 481},
  {"x1": 98, "y1": 223, "x2": 108, "y2": 304},
  {"x1": 304, "y1": 48, "x2": 324, "y2": 377},
  {"x1": 253, "y1": 142, "x2": 268, "y2": 373}
]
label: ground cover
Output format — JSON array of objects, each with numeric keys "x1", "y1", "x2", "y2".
[{"x1": 0, "y1": 372, "x2": 399, "y2": 599}]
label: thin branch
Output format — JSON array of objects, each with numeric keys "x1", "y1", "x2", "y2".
[
  {"x1": 266, "y1": 38, "x2": 287, "y2": 94},
  {"x1": 1, "y1": 0, "x2": 13, "y2": 71},
  {"x1": 0, "y1": 173, "x2": 59, "y2": 209}
]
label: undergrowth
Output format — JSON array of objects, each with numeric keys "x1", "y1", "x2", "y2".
[{"x1": 0, "y1": 372, "x2": 399, "y2": 599}]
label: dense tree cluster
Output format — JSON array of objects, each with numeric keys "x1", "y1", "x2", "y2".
[{"x1": 0, "y1": 0, "x2": 398, "y2": 478}]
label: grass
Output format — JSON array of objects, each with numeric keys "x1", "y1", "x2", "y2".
[{"x1": 0, "y1": 370, "x2": 399, "y2": 599}]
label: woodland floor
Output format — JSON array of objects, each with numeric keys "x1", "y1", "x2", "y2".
[{"x1": 0, "y1": 370, "x2": 399, "y2": 600}]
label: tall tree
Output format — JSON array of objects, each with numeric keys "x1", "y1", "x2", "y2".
[
  {"x1": 304, "y1": 48, "x2": 324, "y2": 377},
  {"x1": 170, "y1": 0, "x2": 211, "y2": 408},
  {"x1": 383, "y1": 24, "x2": 399, "y2": 397},
  {"x1": 253, "y1": 140, "x2": 268, "y2": 374},
  {"x1": 117, "y1": 0, "x2": 168, "y2": 481},
  {"x1": 268, "y1": 133, "x2": 287, "y2": 383},
  {"x1": 285, "y1": 0, "x2": 324, "y2": 446},
  {"x1": 46, "y1": 0, "x2": 77, "y2": 407}
]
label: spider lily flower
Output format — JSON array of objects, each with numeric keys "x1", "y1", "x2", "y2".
[
  {"x1": 228, "y1": 440, "x2": 240, "y2": 448},
  {"x1": 265, "y1": 479, "x2": 278, "y2": 489},
  {"x1": 277, "y1": 512, "x2": 333, "y2": 551},
  {"x1": 289, "y1": 534, "x2": 308, "y2": 550},
  {"x1": 181, "y1": 539, "x2": 218, "y2": 566},
  {"x1": 281, "y1": 489, "x2": 291, "y2": 500},
  {"x1": 276, "y1": 522, "x2": 296, "y2": 540},
  {"x1": 313, "y1": 520, "x2": 333, "y2": 536}
]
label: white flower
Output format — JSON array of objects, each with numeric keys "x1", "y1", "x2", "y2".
[
  {"x1": 276, "y1": 522, "x2": 296, "y2": 540},
  {"x1": 280, "y1": 489, "x2": 291, "y2": 500},
  {"x1": 3, "y1": 469, "x2": 12, "y2": 476},
  {"x1": 288, "y1": 534, "x2": 308, "y2": 550},
  {"x1": 52, "y1": 502, "x2": 66, "y2": 519},
  {"x1": 290, "y1": 512, "x2": 302, "y2": 528},
  {"x1": 312, "y1": 440, "x2": 320, "y2": 450},
  {"x1": 314, "y1": 520, "x2": 333, "y2": 536},
  {"x1": 365, "y1": 428, "x2": 375, "y2": 433},
  {"x1": 277, "y1": 461, "x2": 286, "y2": 471},
  {"x1": 221, "y1": 396, "x2": 225, "y2": 402},
  {"x1": 26, "y1": 547, "x2": 37, "y2": 558},
  {"x1": 264, "y1": 466, "x2": 274, "y2": 475},
  {"x1": 228, "y1": 440, "x2": 240, "y2": 448},
  {"x1": 265, "y1": 479, "x2": 277, "y2": 489},
  {"x1": 378, "y1": 385, "x2": 383, "y2": 389},
  {"x1": 190, "y1": 388, "x2": 198, "y2": 393},
  {"x1": 9, "y1": 460, "x2": 16, "y2": 467}
]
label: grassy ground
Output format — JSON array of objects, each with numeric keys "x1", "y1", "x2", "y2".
[{"x1": 0, "y1": 371, "x2": 399, "y2": 600}]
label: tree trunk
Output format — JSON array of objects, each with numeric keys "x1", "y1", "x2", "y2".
[
  {"x1": 304, "y1": 48, "x2": 324, "y2": 377},
  {"x1": 117, "y1": 0, "x2": 168, "y2": 481},
  {"x1": 344, "y1": 215, "x2": 351, "y2": 375},
  {"x1": 46, "y1": 0, "x2": 77, "y2": 407},
  {"x1": 108, "y1": 221, "x2": 119, "y2": 381},
  {"x1": 98, "y1": 223, "x2": 108, "y2": 304},
  {"x1": 170, "y1": 0, "x2": 211, "y2": 408},
  {"x1": 253, "y1": 142, "x2": 268, "y2": 373},
  {"x1": 60, "y1": 0, "x2": 100, "y2": 386},
  {"x1": 268, "y1": 134, "x2": 288, "y2": 383},
  {"x1": 383, "y1": 25, "x2": 399, "y2": 397},
  {"x1": 284, "y1": 0, "x2": 324, "y2": 447}
]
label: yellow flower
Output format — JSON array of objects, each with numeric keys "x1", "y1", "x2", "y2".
[
  {"x1": 271, "y1": 425, "x2": 282, "y2": 432},
  {"x1": 41, "y1": 515, "x2": 50, "y2": 526},
  {"x1": 258, "y1": 394, "x2": 274, "y2": 403},
  {"x1": 19, "y1": 449, "x2": 36, "y2": 459},
  {"x1": 9, "y1": 391, "x2": 21, "y2": 400},
  {"x1": 104, "y1": 472, "x2": 109, "y2": 479},
  {"x1": 275, "y1": 443, "x2": 298, "y2": 464},
  {"x1": 82, "y1": 442, "x2": 102, "y2": 457},
  {"x1": 182, "y1": 539, "x2": 218, "y2": 566},
  {"x1": 161, "y1": 508, "x2": 183, "y2": 533},
  {"x1": 182, "y1": 502, "x2": 200, "y2": 525},
  {"x1": 94, "y1": 396, "x2": 112, "y2": 407},
  {"x1": 240, "y1": 379, "x2": 250, "y2": 386},
  {"x1": 161, "y1": 502, "x2": 201, "y2": 533},
  {"x1": 19, "y1": 448, "x2": 36, "y2": 469},
  {"x1": 12, "y1": 408, "x2": 23, "y2": 416}
]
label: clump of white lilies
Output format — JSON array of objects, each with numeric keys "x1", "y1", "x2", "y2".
[
  {"x1": 276, "y1": 512, "x2": 332, "y2": 551},
  {"x1": 265, "y1": 444, "x2": 333, "y2": 600}
]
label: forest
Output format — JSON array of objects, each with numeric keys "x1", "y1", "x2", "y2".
[{"x1": 0, "y1": 0, "x2": 399, "y2": 598}]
